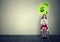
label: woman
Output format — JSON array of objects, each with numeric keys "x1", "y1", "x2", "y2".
[{"x1": 40, "y1": 14, "x2": 48, "y2": 37}]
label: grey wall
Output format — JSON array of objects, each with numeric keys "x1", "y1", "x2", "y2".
[
  {"x1": 0, "y1": 0, "x2": 60, "y2": 35},
  {"x1": 48, "y1": 0, "x2": 60, "y2": 35}
]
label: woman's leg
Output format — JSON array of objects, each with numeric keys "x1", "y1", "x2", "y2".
[
  {"x1": 42, "y1": 27, "x2": 47, "y2": 37},
  {"x1": 42, "y1": 27, "x2": 45, "y2": 37}
]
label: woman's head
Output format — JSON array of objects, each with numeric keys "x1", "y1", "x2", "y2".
[{"x1": 42, "y1": 14, "x2": 47, "y2": 19}]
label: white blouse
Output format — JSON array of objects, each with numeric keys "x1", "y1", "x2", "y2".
[{"x1": 40, "y1": 19, "x2": 48, "y2": 25}]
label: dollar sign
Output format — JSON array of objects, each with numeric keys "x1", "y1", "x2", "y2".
[
  {"x1": 44, "y1": 2, "x2": 48, "y2": 6},
  {"x1": 46, "y1": 11, "x2": 48, "y2": 14},
  {"x1": 40, "y1": 6, "x2": 44, "y2": 13}
]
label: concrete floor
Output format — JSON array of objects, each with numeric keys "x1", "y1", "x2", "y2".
[{"x1": 0, "y1": 35, "x2": 60, "y2": 42}]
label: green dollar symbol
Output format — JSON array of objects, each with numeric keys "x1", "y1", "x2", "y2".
[
  {"x1": 46, "y1": 11, "x2": 48, "y2": 14},
  {"x1": 40, "y1": 6, "x2": 44, "y2": 13},
  {"x1": 44, "y1": 2, "x2": 48, "y2": 6}
]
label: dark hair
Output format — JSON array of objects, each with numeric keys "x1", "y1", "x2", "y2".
[{"x1": 42, "y1": 14, "x2": 47, "y2": 19}]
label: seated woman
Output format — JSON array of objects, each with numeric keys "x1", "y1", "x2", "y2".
[{"x1": 40, "y1": 14, "x2": 48, "y2": 37}]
